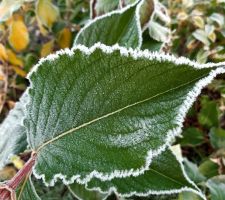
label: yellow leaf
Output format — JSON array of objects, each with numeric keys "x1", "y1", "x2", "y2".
[
  {"x1": 0, "y1": 43, "x2": 8, "y2": 61},
  {"x1": 11, "y1": 65, "x2": 27, "y2": 77},
  {"x1": 177, "y1": 12, "x2": 188, "y2": 21},
  {"x1": 11, "y1": 155, "x2": 24, "y2": 170},
  {"x1": 0, "y1": 24, "x2": 5, "y2": 32},
  {"x1": 208, "y1": 32, "x2": 216, "y2": 42},
  {"x1": 37, "y1": 18, "x2": 48, "y2": 36},
  {"x1": 57, "y1": 27, "x2": 72, "y2": 49},
  {"x1": 36, "y1": 0, "x2": 59, "y2": 29},
  {"x1": 8, "y1": 18, "x2": 29, "y2": 52},
  {"x1": 193, "y1": 16, "x2": 205, "y2": 29},
  {"x1": 41, "y1": 40, "x2": 54, "y2": 57},
  {"x1": 6, "y1": 49, "x2": 23, "y2": 66}
]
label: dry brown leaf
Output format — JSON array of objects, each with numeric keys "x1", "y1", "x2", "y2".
[{"x1": 0, "y1": 166, "x2": 16, "y2": 181}]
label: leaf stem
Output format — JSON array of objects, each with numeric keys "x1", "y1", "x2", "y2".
[{"x1": 0, "y1": 152, "x2": 37, "y2": 200}]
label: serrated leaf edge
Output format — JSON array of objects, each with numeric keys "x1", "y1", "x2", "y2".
[
  {"x1": 25, "y1": 42, "x2": 225, "y2": 187},
  {"x1": 82, "y1": 148, "x2": 206, "y2": 200}
]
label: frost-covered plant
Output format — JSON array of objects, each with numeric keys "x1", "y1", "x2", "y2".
[{"x1": 0, "y1": 0, "x2": 225, "y2": 200}]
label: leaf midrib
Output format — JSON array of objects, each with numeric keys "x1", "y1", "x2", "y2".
[{"x1": 35, "y1": 73, "x2": 208, "y2": 152}]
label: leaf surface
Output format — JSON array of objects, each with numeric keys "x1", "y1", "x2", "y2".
[
  {"x1": 74, "y1": 2, "x2": 142, "y2": 48},
  {"x1": 24, "y1": 43, "x2": 225, "y2": 185},
  {"x1": 0, "y1": 93, "x2": 28, "y2": 169}
]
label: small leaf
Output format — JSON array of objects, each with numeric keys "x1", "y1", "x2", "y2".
[
  {"x1": 199, "y1": 159, "x2": 219, "y2": 179},
  {"x1": 40, "y1": 40, "x2": 54, "y2": 57},
  {"x1": 0, "y1": 43, "x2": 8, "y2": 62},
  {"x1": 206, "y1": 176, "x2": 225, "y2": 200},
  {"x1": 209, "y1": 128, "x2": 225, "y2": 149},
  {"x1": 57, "y1": 28, "x2": 72, "y2": 49},
  {"x1": 192, "y1": 16, "x2": 205, "y2": 29},
  {"x1": 198, "y1": 97, "x2": 219, "y2": 128},
  {"x1": 12, "y1": 65, "x2": 27, "y2": 77},
  {"x1": 148, "y1": 21, "x2": 170, "y2": 42},
  {"x1": 0, "y1": 93, "x2": 28, "y2": 169},
  {"x1": 183, "y1": 159, "x2": 206, "y2": 184},
  {"x1": 8, "y1": 17, "x2": 29, "y2": 52},
  {"x1": 6, "y1": 49, "x2": 24, "y2": 67},
  {"x1": 0, "y1": 166, "x2": 16, "y2": 181},
  {"x1": 179, "y1": 127, "x2": 205, "y2": 147},
  {"x1": 192, "y1": 29, "x2": 210, "y2": 46},
  {"x1": 209, "y1": 13, "x2": 225, "y2": 27},
  {"x1": 196, "y1": 49, "x2": 209, "y2": 64},
  {"x1": 182, "y1": 0, "x2": 194, "y2": 8},
  {"x1": 178, "y1": 191, "x2": 202, "y2": 200},
  {"x1": 35, "y1": 0, "x2": 59, "y2": 29},
  {"x1": 11, "y1": 155, "x2": 24, "y2": 170}
]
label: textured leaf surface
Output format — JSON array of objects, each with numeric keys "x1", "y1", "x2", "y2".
[
  {"x1": 74, "y1": 2, "x2": 141, "y2": 48},
  {"x1": 0, "y1": 93, "x2": 28, "y2": 169},
  {"x1": 25, "y1": 43, "x2": 224, "y2": 186},
  {"x1": 86, "y1": 149, "x2": 202, "y2": 197}
]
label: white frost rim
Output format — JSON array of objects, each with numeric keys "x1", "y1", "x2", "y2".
[
  {"x1": 67, "y1": 148, "x2": 206, "y2": 200},
  {"x1": 83, "y1": 148, "x2": 206, "y2": 200},
  {"x1": 74, "y1": 0, "x2": 143, "y2": 49},
  {"x1": 27, "y1": 42, "x2": 225, "y2": 188}
]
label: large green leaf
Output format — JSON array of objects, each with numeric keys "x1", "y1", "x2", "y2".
[
  {"x1": 0, "y1": 93, "x2": 28, "y2": 169},
  {"x1": 24, "y1": 43, "x2": 225, "y2": 186},
  {"x1": 74, "y1": 1, "x2": 142, "y2": 48},
  {"x1": 85, "y1": 149, "x2": 204, "y2": 199}
]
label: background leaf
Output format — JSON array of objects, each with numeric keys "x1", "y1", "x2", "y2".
[{"x1": 0, "y1": 93, "x2": 28, "y2": 170}]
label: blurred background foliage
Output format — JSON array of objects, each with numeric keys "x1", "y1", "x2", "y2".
[{"x1": 0, "y1": 0, "x2": 225, "y2": 199}]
